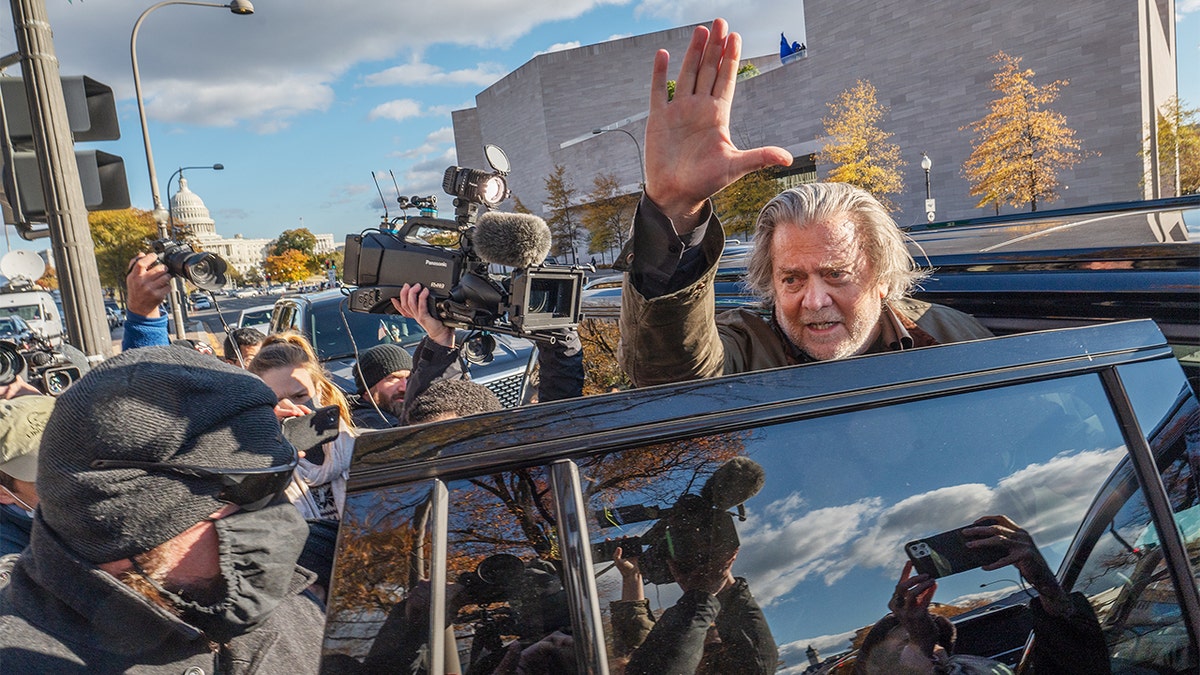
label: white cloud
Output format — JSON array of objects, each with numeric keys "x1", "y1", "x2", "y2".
[
  {"x1": 369, "y1": 99, "x2": 424, "y2": 122},
  {"x1": 634, "y1": 0, "x2": 807, "y2": 58},
  {"x1": 534, "y1": 41, "x2": 582, "y2": 56},
  {"x1": 1179, "y1": 0, "x2": 1200, "y2": 19},
  {"x1": 391, "y1": 126, "x2": 457, "y2": 159},
  {"x1": 777, "y1": 632, "x2": 856, "y2": 673},
  {"x1": 145, "y1": 76, "x2": 334, "y2": 131},
  {"x1": 362, "y1": 62, "x2": 509, "y2": 88}
]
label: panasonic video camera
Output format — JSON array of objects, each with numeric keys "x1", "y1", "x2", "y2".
[
  {"x1": 341, "y1": 145, "x2": 585, "y2": 343},
  {"x1": 591, "y1": 457, "x2": 766, "y2": 585}
]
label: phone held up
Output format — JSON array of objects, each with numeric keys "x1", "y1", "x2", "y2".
[
  {"x1": 281, "y1": 405, "x2": 341, "y2": 465},
  {"x1": 904, "y1": 519, "x2": 1003, "y2": 579}
]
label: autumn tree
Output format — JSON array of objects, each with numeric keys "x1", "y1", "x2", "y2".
[
  {"x1": 713, "y1": 169, "x2": 778, "y2": 239},
  {"x1": 579, "y1": 318, "x2": 630, "y2": 394},
  {"x1": 271, "y1": 227, "x2": 318, "y2": 257},
  {"x1": 581, "y1": 173, "x2": 637, "y2": 262},
  {"x1": 510, "y1": 195, "x2": 534, "y2": 214},
  {"x1": 89, "y1": 208, "x2": 158, "y2": 294},
  {"x1": 263, "y1": 249, "x2": 311, "y2": 284},
  {"x1": 543, "y1": 164, "x2": 580, "y2": 263},
  {"x1": 1143, "y1": 96, "x2": 1200, "y2": 197},
  {"x1": 962, "y1": 51, "x2": 1085, "y2": 213},
  {"x1": 817, "y1": 79, "x2": 905, "y2": 210},
  {"x1": 35, "y1": 265, "x2": 57, "y2": 291}
]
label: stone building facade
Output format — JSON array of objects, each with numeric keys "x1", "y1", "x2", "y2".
[{"x1": 453, "y1": 0, "x2": 1178, "y2": 229}]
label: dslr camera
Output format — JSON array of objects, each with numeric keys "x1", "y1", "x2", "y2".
[
  {"x1": 341, "y1": 145, "x2": 585, "y2": 343},
  {"x1": 0, "y1": 338, "x2": 83, "y2": 396},
  {"x1": 151, "y1": 239, "x2": 229, "y2": 292}
]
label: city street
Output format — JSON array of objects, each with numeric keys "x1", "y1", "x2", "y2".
[{"x1": 109, "y1": 290, "x2": 283, "y2": 352}]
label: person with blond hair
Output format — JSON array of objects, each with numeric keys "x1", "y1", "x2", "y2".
[{"x1": 248, "y1": 331, "x2": 355, "y2": 523}]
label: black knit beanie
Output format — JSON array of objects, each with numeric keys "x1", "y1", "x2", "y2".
[
  {"x1": 355, "y1": 343, "x2": 414, "y2": 394},
  {"x1": 37, "y1": 345, "x2": 294, "y2": 564}
]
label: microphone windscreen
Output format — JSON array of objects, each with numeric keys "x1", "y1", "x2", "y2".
[
  {"x1": 473, "y1": 211, "x2": 553, "y2": 269},
  {"x1": 701, "y1": 457, "x2": 767, "y2": 511}
]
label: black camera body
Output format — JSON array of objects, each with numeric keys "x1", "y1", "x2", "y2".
[
  {"x1": 152, "y1": 239, "x2": 229, "y2": 292},
  {"x1": 342, "y1": 148, "x2": 584, "y2": 342},
  {"x1": 0, "y1": 339, "x2": 82, "y2": 396}
]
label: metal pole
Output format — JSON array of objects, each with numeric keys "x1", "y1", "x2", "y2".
[
  {"x1": 593, "y1": 127, "x2": 645, "y2": 189},
  {"x1": 9, "y1": 0, "x2": 111, "y2": 362},
  {"x1": 131, "y1": 1, "x2": 237, "y2": 339}
]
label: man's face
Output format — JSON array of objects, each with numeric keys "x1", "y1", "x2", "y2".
[
  {"x1": 770, "y1": 216, "x2": 887, "y2": 361},
  {"x1": 226, "y1": 344, "x2": 260, "y2": 369},
  {"x1": 370, "y1": 370, "x2": 410, "y2": 411}
]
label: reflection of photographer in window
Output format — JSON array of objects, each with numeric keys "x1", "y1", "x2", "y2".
[
  {"x1": 612, "y1": 460, "x2": 777, "y2": 675},
  {"x1": 857, "y1": 515, "x2": 1109, "y2": 675}
]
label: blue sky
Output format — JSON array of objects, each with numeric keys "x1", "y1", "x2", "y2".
[{"x1": 0, "y1": 0, "x2": 1196, "y2": 257}]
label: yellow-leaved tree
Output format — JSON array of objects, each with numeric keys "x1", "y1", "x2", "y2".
[
  {"x1": 817, "y1": 79, "x2": 905, "y2": 211},
  {"x1": 263, "y1": 249, "x2": 311, "y2": 284},
  {"x1": 962, "y1": 51, "x2": 1085, "y2": 213},
  {"x1": 713, "y1": 168, "x2": 779, "y2": 239},
  {"x1": 89, "y1": 208, "x2": 158, "y2": 294},
  {"x1": 1143, "y1": 96, "x2": 1200, "y2": 197}
]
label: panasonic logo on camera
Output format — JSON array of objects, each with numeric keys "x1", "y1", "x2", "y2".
[
  {"x1": 430, "y1": 282, "x2": 446, "y2": 289},
  {"x1": 424, "y1": 260, "x2": 449, "y2": 268}
]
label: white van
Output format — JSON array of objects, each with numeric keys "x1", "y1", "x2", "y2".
[{"x1": 0, "y1": 289, "x2": 65, "y2": 344}]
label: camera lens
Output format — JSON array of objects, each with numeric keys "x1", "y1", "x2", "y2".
[
  {"x1": 182, "y1": 252, "x2": 228, "y2": 291},
  {"x1": 0, "y1": 342, "x2": 24, "y2": 386}
]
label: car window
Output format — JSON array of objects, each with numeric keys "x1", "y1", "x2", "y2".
[
  {"x1": 310, "y1": 301, "x2": 427, "y2": 360},
  {"x1": 239, "y1": 308, "x2": 274, "y2": 328},
  {"x1": 0, "y1": 305, "x2": 41, "y2": 321},
  {"x1": 585, "y1": 373, "x2": 1128, "y2": 669}
]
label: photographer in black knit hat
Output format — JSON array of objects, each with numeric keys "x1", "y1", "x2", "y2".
[{"x1": 0, "y1": 345, "x2": 324, "y2": 674}]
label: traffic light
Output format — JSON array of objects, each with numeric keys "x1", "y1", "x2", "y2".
[{"x1": 0, "y1": 75, "x2": 130, "y2": 238}]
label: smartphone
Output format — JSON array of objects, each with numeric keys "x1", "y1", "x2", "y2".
[
  {"x1": 904, "y1": 520, "x2": 1003, "y2": 578},
  {"x1": 281, "y1": 405, "x2": 341, "y2": 465}
]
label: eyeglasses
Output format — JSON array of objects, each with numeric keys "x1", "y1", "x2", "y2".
[{"x1": 90, "y1": 453, "x2": 298, "y2": 512}]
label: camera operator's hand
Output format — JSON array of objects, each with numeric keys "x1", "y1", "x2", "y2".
[
  {"x1": 644, "y1": 18, "x2": 791, "y2": 235},
  {"x1": 0, "y1": 375, "x2": 42, "y2": 399},
  {"x1": 391, "y1": 283, "x2": 454, "y2": 348},
  {"x1": 888, "y1": 560, "x2": 940, "y2": 658},
  {"x1": 964, "y1": 514, "x2": 1073, "y2": 618},
  {"x1": 668, "y1": 549, "x2": 737, "y2": 596},
  {"x1": 614, "y1": 546, "x2": 645, "y2": 602},
  {"x1": 126, "y1": 252, "x2": 171, "y2": 318}
]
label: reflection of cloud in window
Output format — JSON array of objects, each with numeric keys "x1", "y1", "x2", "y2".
[
  {"x1": 736, "y1": 447, "x2": 1123, "y2": 607},
  {"x1": 776, "y1": 630, "x2": 857, "y2": 673}
]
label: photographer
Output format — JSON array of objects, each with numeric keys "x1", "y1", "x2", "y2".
[
  {"x1": 616, "y1": 500, "x2": 776, "y2": 675},
  {"x1": 856, "y1": 515, "x2": 1109, "y2": 675}
]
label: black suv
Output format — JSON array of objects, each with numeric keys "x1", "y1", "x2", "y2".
[
  {"x1": 321, "y1": 198, "x2": 1199, "y2": 674},
  {"x1": 268, "y1": 289, "x2": 535, "y2": 406}
]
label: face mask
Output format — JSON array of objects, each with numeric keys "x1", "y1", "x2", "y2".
[
  {"x1": 138, "y1": 501, "x2": 309, "y2": 643},
  {"x1": 1, "y1": 486, "x2": 35, "y2": 518}
]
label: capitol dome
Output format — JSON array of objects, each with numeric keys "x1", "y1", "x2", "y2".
[{"x1": 170, "y1": 177, "x2": 216, "y2": 238}]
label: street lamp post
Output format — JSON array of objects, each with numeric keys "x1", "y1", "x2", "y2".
[
  {"x1": 166, "y1": 163, "x2": 224, "y2": 230},
  {"x1": 131, "y1": 0, "x2": 253, "y2": 338},
  {"x1": 592, "y1": 127, "x2": 646, "y2": 189},
  {"x1": 920, "y1": 152, "x2": 935, "y2": 222}
]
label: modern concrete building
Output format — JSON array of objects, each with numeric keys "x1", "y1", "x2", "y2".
[{"x1": 453, "y1": 0, "x2": 1178, "y2": 234}]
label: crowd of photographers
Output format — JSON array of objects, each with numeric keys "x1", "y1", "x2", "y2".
[{"x1": 0, "y1": 16, "x2": 1114, "y2": 675}]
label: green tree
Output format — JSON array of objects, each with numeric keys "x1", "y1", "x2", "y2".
[
  {"x1": 817, "y1": 79, "x2": 905, "y2": 211},
  {"x1": 243, "y1": 266, "x2": 264, "y2": 287},
  {"x1": 271, "y1": 228, "x2": 317, "y2": 257},
  {"x1": 543, "y1": 164, "x2": 580, "y2": 264},
  {"x1": 962, "y1": 51, "x2": 1085, "y2": 213},
  {"x1": 713, "y1": 169, "x2": 778, "y2": 239},
  {"x1": 1143, "y1": 96, "x2": 1200, "y2": 197},
  {"x1": 89, "y1": 208, "x2": 158, "y2": 293},
  {"x1": 581, "y1": 173, "x2": 637, "y2": 261}
]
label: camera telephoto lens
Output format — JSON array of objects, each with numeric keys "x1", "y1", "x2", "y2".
[{"x1": 0, "y1": 342, "x2": 25, "y2": 386}]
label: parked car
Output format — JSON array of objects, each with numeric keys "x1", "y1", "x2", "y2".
[
  {"x1": 318, "y1": 197, "x2": 1199, "y2": 674},
  {"x1": 267, "y1": 289, "x2": 536, "y2": 406},
  {"x1": 237, "y1": 303, "x2": 275, "y2": 335},
  {"x1": 103, "y1": 299, "x2": 124, "y2": 327},
  {"x1": 190, "y1": 295, "x2": 213, "y2": 311}
]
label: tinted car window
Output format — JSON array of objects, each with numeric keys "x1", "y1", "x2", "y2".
[
  {"x1": 309, "y1": 302, "x2": 426, "y2": 360},
  {"x1": 587, "y1": 374, "x2": 1127, "y2": 668}
]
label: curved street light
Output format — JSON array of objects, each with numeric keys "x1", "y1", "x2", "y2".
[
  {"x1": 592, "y1": 127, "x2": 646, "y2": 189},
  {"x1": 166, "y1": 163, "x2": 224, "y2": 230},
  {"x1": 130, "y1": 0, "x2": 253, "y2": 337}
]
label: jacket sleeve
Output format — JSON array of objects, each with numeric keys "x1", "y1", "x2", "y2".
[
  {"x1": 712, "y1": 578, "x2": 778, "y2": 675},
  {"x1": 1029, "y1": 591, "x2": 1110, "y2": 675},
  {"x1": 120, "y1": 311, "x2": 170, "y2": 351},
  {"x1": 400, "y1": 337, "x2": 464, "y2": 424},
  {"x1": 625, "y1": 589, "x2": 720, "y2": 675},
  {"x1": 609, "y1": 598, "x2": 656, "y2": 658}
]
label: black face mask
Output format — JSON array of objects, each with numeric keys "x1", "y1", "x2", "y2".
[{"x1": 143, "y1": 501, "x2": 309, "y2": 643}]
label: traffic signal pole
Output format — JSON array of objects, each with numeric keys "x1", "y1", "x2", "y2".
[{"x1": 8, "y1": 0, "x2": 110, "y2": 362}]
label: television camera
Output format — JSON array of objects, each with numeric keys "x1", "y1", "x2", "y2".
[
  {"x1": 0, "y1": 337, "x2": 84, "y2": 396},
  {"x1": 592, "y1": 457, "x2": 766, "y2": 585},
  {"x1": 341, "y1": 145, "x2": 585, "y2": 343}
]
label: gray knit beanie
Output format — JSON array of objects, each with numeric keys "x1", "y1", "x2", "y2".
[
  {"x1": 37, "y1": 345, "x2": 294, "y2": 564},
  {"x1": 355, "y1": 343, "x2": 414, "y2": 394}
]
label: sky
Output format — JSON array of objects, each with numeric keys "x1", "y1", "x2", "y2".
[{"x1": 0, "y1": 0, "x2": 1196, "y2": 258}]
